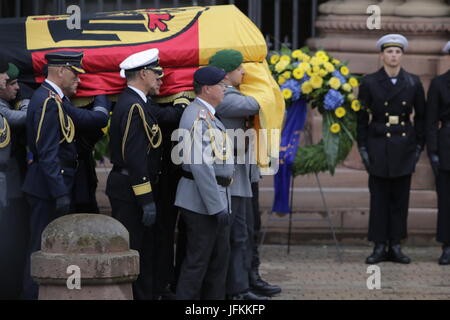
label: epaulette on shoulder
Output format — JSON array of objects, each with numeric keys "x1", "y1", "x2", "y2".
[{"x1": 173, "y1": 97, "x2": 192, "y2": 107}]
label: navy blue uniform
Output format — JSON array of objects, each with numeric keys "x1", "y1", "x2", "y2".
[
  {"x1": 22, "y1": 81, "x2": 109, "y2": 299},
  {"x1": 106, "y1": 87, "x2": 162, "y2": 300},
  {"x1": 357, "y1": 68, "x2": 425, "y2": 243}
]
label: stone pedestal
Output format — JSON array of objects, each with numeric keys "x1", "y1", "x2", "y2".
[{"x1": 31, "y1": 214, "x2": 139, "y2": 300}]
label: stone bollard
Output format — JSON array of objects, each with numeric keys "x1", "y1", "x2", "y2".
[{"x1": 31, "y1": 214, "x2": 139, "y2": 300}]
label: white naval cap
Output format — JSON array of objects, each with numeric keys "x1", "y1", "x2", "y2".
[
  {"x1": 119, "y1": 48, "x2": 163, "y2": 78},
  {"x1": 376, "y1": 34, "x2": 408, "y2": 52},
  {"x1": 443, "y1": 41, "x2": 450, "y2": 54}
]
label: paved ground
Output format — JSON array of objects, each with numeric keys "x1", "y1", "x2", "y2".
[{"x1": 259, "y1": 245, "x2": 450, "y2": 300}]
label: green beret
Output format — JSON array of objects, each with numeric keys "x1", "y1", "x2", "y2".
[
  {"x1": 208, "y1": 49, "x2": 243, "y2": 73},
  {"x1": 6, "y1": 63, "x2": 19, "y2": 81}
]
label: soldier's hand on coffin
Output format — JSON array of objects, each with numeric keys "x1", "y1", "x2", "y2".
[
  {"x1": 142, "y1": 202, "x2": 157, "y2": 227},
  {"x1": 93, "y1": 95, "x2": 112, "y2": 113},
  {"x1": 429, "y1": 153, "x2": 440, "y2": 177},
  {"x1": 358, "y1": 146, "x2": 370, "y2": 172},
  {"x1": 55, "y1": 195, "x2": 71, "y2": 216},
  {"x1": 414, "y1": 145, "x2": 422, "y2": 165},
  {"x1": 215, "y1": 209, "x2": 230, "y2": 228}
]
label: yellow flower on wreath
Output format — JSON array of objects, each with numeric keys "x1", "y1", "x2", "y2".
[
  {"x1": 293, "y1": 68, "x2": 305, "y2": 79},
  {"x1": 275, "y1": 60, "x2": 289, "y2": 73},
  {"x1": 342, "y1": 83, "x2": 352, "y2": 92},
  {"x1": 292, "y1": 50, "x2": 302, "y2": 59},
  {"x1": 306, "y1": 69, "x2": 314, "y2": 77},
  {"x1": 347, "y1": 93, "x2": 355, "y2": 101},
  {"x1": 335, "y1": 106, "x2": 346, "y2": 118},
  {"x1": 332, "y1": 58, "x2": 341, "y2": 66},
  {"x1": 329, "y1": 77, "x2": 341, "y2": 90},
  {"x1": 312, "y1": 65, "x2": 321, "y2": 73},
  {"x1": 351, "y1": 100, "x2": 361, "y2": 112},
  {"x1": 310, "y1": 56, "x2": 322, "y2": 66},
  {"x1": 280, "y1": 55, "x2": 291, "y2": 64},
  {"x1": 270, "y1": 54, "x2": 280, "y2": 65},
  {"x1": 315, "y1": 50, "x2": 327, "y2": 59},
  {"x1": 298, "y1": 62, "x2": 311, "y2": 72},
  {"x1": 349, "y1": 77, "x2": 359, "y2": 87},
  {"x1": 301, "y1": 54, "x2": 311, "y2": 62},
  {"x1": 301, "y1": 81, "x2": 313, "y2": 94},
  {"x1": 318, "y1": 69, "x2": 328, "y2": 77},
  {"x1": 282, "y1": 88, "x2": 293, "y2": 99},
  {"x1": 330, "y1": 123, "x2": 341, "y2": 134},
  {"x1": 278, "y1": 75, "x2": 287, "y2": 85},
  {"x1": 340, "y1": 66, "x2": 349, "y2": 76},
  {"x1": 323, "y1": 62, "x2": 335, "y2": 73},
  {"x1": 283, "y1": 71, "x2": 292, "y2": 79},
  {"x1": 310, "y1": 75, "x2": 323, "y2": 89}
]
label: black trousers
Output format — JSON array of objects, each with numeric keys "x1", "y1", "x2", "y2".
[
  {"x1": 109, "y1": 197, "x2": 155, "y2": 300},
  {"x1": 152, "y1": 169, "x2": 181, "y2": 295},
  {"x1": 22, "y1": 195, "x2": 62, "y2": 300},
  {"x1": 176, "y1": 208, "x2": 230, "y2": 300},
  {"x1": 436, "y1": 170, "x2": 450, "y2": 245},
  {"x1": 0, "y1": 198, "x2": 30, "y2": 299},
  {"x1": 226, "y1": 196, "x2": 253, "y2": 295},
  {"x1": 368, "y1": 174, "x2": 412, "y2": 243},
  {"x1": 250, "y1": 182, "x2": 261, "y2": 270}
]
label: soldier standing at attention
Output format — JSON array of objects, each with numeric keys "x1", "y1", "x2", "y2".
[
  {"x1": 22, "y1": 51, "x2": 111, "y2": 299},
  {"x1": 106, "y1": 48, "x2": 163, "y2": 300},
  {"x1": 175, "y1": 66, "x2": 234, "y2": 300},
  {"x1": 357, "y1": 34, "x2": 426, "y2": 264},
  {"x1": 426, "y1": 41, "x2": 450, "y2": 265}
]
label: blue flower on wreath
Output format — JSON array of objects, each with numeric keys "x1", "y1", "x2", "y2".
[
  {"x1": 332, "y1": 70, "x2": 346, "y2": 84},
  {"x1": 324, "y1": 89, "x2": 344, "y2": 111},
  {"x1": 281, "y1": 79, "x2": 301, "y2": 101}
]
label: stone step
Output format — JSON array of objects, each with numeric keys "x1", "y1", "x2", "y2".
[
  {"x1": 259, "y1": 164, "x2": 435, "y2": 191},
  {"x1": 259, "y1": 186, "x2": 437, "y2": 211}
]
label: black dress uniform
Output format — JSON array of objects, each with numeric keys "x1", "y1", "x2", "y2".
[
  {"x1": 22, "y1": 52, "x2": 111, "y2": 299},
  {"x1": 426, "y1": 69, "x2": 450, "y2": 264},
  {"x1": 148, "y1": 94, "x2": 191, "y2": 298},
  {"x1": 106, "y1": 87, "x2": 162, "y2": 300},
  {"x1": 357, "y1": 66, "x2": 425, "y2": 262}
]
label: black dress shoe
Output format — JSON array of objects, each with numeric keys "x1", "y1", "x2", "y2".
[
  {"x1": 229, "y1": 291, "x2": 269, "y2": 300},
  {"x1": 438, "y1": 246, "x2": 450, "y2": 265},
  {"x1": 249, "y1": 270, "x2": 282, "y2": 297},
  {"x1": 365, "y1": 243, "x2": 387, "y2": 264},
  {"x1": 387, "y1": 244, "x2": 411, "y2": 264}
]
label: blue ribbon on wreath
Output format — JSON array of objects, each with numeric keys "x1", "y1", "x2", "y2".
[{"x1": 272, "y1": 98, "x2": 307, "y2": 213}]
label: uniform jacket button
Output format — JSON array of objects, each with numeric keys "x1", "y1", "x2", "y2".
[
  {"x1": 386, "y1": 123, "x2": 390, "y2": 127},
  {"x1": 386, "y1": 133, "x2": 391, "y2": 138},
  {"x1": 402, "y1": 133, "x2": 406, "y2": 137},
  {"x1": 401, "y1": 121, "x2": 405, "y2": 126},
  {"x1": 402, "y1": 101, "x2": 406, "y2": 105},
  {"x1": 384, "y1": 101, "x2": 388, "y2": 106},
  {"x1": 385, "y1": 112, "x2": 389, "y2": 116},
  {"x1": 61, "y1": 169, "x2": 64, "y2": 174}
]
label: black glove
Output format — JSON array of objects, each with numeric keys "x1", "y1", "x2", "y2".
[
  {"x1": 55, "y1": 195, "x2": 71, "y2": 216},
  {"x1": 414, "y1": 145, "x2": 422, "y2": 165},
  {"x1": 93, "y1": 95, "x2": 112, "y2": 113},
  {"x1": 358, "y1": 146, "x2": 370, "y2": 172},
  {"x1": 216, "y1": 209, "x2": 230, "y2": 228},
  {"x1": 142, "y1": 202, "x2": 157, "y2": 227},
  {"x1": 429, "y1": 153, "x2": 440, "y2": 177}
]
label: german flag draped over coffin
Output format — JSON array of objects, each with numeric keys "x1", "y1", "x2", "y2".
[{"x1": 0, "y1": 4, "x2": 284, "y2": 165}]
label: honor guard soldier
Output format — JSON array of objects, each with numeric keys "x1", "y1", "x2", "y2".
[
  {"x1": 0, "y1": 63, "x2": 31, "y2": 299},
  {"x1": 426, "y1": 41, "x2": 450, "y2": 265},
  {"x1": 357, "y1": 34, "x2": 426, "y2": 264},
  {"x1": 106, "y1": 48, "x2": 163, "y2": 300},
  {"x1": 147, "y1": 92, "x2": 189, "y2": 299},
  {"x1": 209, "y1": 49, "x2": 279, "y2": 299},
  {"x1": 22, "y1": 51, "x2": 111, "y2": 299},
  {"x1": 175, "y1": 66, "x2": 234, "y2": 300}
]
